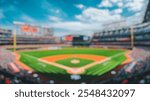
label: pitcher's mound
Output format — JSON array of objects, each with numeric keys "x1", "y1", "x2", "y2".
[{"x1": 71, "y1": 59, "x2": 80, "y2": 64}]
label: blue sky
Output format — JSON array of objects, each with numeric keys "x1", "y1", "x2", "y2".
[{"x1": 0, "y1": 0, "x2": 148, "y2": 36}]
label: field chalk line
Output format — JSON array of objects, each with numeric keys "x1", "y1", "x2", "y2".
[{"x1": 20, "y1": 52, "x2": 126, "y2": 74}]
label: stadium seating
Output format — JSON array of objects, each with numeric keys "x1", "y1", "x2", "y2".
[
  {"x1": 91, "y1": 22, "x2": 150, "y2": 48},
  {"x1": 0, "y1": 0, "x2": 150, "y2": 84},
  {"x1": 94, "y1": 48, "x2": 150, "y2": 84}
]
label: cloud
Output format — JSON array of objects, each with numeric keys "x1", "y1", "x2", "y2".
[
  {"x1": 0, "y1": 9, "x2": 5, "y2": 19},
  {"x1": 125, "y1": 0, "x2": 145, "y2": 12},
  {"x1": 20, "y1": 14, "x2": 35, "y2": 23},
  {"x1": 48, "y1": 7, "x2": 125, "y2": 35},
  {"x1": 96, "y1": 0, "x2": 146, "y2": 24},
  {"x1": 111, "y1": 0, "x2": 119, "y2": 4},
  {"x1": 98, "y1": 0, "x2": 146, "y2": 12},
  {"x1": 126, "y1": 10, "x2": 145, "y2": 25},
  {"x1": 0, "y1": 0, "x2": 147, "y2": 36},
  {"x1": 98, "y1": 0, "x2": 113, "y2": 7},
  {"x1": 112, "y1": 9, "x2": 123, "y2": 14},
  {"x1": 49, "y1": 21, "x2": 89, "y2": 31},
  {"x1": 117, "y1": 2, "x2": 123, "y2": 7},
  {"x1": 47, "y1": 21, "x2": 103, "y2": 35},
  {"x1": 49, "y1": 16, "x2": 62, "y2": 22},
  {"x1": 75, "y1": 4, "x2": 85, "y2": 9},
  {"x1": 75, "y1": 7, "x2": 123, "y2": 23},
  {"x1": 55, "y1": 9, "x2": 60, "y2": 14}
]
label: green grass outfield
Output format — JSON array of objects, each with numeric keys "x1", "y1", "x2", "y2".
[{"x1": 19, "y1": 47, "x2": 127, "y2": 76}]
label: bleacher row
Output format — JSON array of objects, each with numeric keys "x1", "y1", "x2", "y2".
[
  {"x1": 0, "y1": 37, "x2": 58, "y2": 45},
  {"x1": 92, "y1": 22, "x2": 150, "y2": 48},
  {"x1": 95, "y1": 48, "x2": 150, "y2": 84},
  {"x1": 0, "y1": 47, "x2": 15, "y2": 69},
  {"x1": 0, "y1": 47, "x2": 44, "y2": 84},
  {"x1": 0, "y1": 46, "x2": 149, "y2": 84},
  {"x1": 0, "y1": 66, "x2": 44, "y2": 84}
]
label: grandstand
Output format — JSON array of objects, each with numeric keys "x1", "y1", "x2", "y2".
[
  {"x1": 91, "y1": 23, "x2": 150, "y2": 48},
  {"x1": 0, "y1": 28, "x2": 12, "y2": 45},
  {"x1": 90, "y1": 0, "x2": 150, "y2": 84},
  {"x1": 0, "y1": 22, "x2": 58, "y2": 45},
  {"x1": 91, "y1": 0, "x2": 150, "y2": 49},
  {"x1": 0, "y1": 1, "x2": 150, "y2": 84},
  {"x1": 0, "y1": 28, "x2": 12, "y2": 37}
]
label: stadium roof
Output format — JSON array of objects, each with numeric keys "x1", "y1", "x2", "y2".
[{"x1": 0, "y1": 0, "x2": 148, "y2": 36}]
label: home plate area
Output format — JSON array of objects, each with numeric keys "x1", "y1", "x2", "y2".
[
  {"x1": 39, "y1": 54, "x2": 107, "y2": 74},
  {"x1": 67, "y1": 68, "x2": 85, "y2": 74}
]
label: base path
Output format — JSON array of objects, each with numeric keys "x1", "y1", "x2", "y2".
[
  {"x1": 16, "y1": 52, "x2": 129, "y2": 74},
  {"x1": 39, "y1": 52, "x2": 126, "y2": 74},
  {"x1": 39, "y1": 54, "x2": 107, "y2": 74},
  {"x1": 41, "y1": 54, "x2": 106, "y2": 62},
  {"x1": 39, "y1": 59, "x2": 85, "y2": 74}
]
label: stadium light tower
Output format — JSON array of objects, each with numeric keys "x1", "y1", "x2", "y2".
[
  {"x1": 13, "y1": 21, "x2": 26, "y2": 52},
  {"x1": 130, "y1": 27, "x2": 134, "y2": 49},
  {"x1": 13, "y1": 21, "x2": 22, "y2": 52},
  {"x1": 13, "y1": 29, "x2": 17, "y2": 52}
]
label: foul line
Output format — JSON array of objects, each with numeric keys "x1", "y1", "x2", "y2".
[
  {"x1": 82, "y1": 52, "x2": 125, "y2": 69},
  {"x1": 19, "y1": 52, "x2": 126, "y2": 74}
]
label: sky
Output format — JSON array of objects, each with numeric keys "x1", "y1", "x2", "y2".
[{"x1": 0, "y1": 0, "x2": 148, "y2": 36}]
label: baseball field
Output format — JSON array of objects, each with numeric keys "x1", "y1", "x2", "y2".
[{"x1": 18, "y1": 47, "x2": 129, "y2": 76}]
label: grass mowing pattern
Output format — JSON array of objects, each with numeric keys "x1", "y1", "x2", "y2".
[
  {"x1": 19, "y1": 48, "x2": 127, "y2": 76},
  {"x1": 20, "y1": 48, "x2": 125, "y2": 58},
  {"x1": 56, "y1": 58, "x2": 94, "y2": 68},
  {"x1": 85, "y1": 54, "x2": 126, "y2": 76},
  {"x1": 19, "y1": 53, "x2": 66, "y2": 74}
]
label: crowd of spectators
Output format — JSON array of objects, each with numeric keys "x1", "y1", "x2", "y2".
[
  {"x1": 0, "y1": 47, "x2": 15, "y2": 68},
  {"x1": 0, "y1": 47, "x2": 150, "y2": 84},
  {"x1": 98, "y1": 47, "x2": 150, "y2": 84},
  {"x1": 0, "y1": 47, "x2": 44, "y2": 84},
  {"x1": 0, "y1": 66, "x2": 44, "y2": 84},
  {"x1": 131, "y1": 47, "x2": 150, "y2": 61}
]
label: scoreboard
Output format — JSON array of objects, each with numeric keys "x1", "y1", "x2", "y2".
[
  {"x1": 73, "y1": 35, "x2": 90, "y2": 42},
  {"x1": 72, "y1": 35, "x2": 91, "y2": 46},
  {"x1": 13, "y1": 21, "x2": 53, "y2": 37}
]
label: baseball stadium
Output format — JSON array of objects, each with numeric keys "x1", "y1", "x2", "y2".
[{"x1": 0, "y1": 0, "x2": 150, "y2": 84}]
